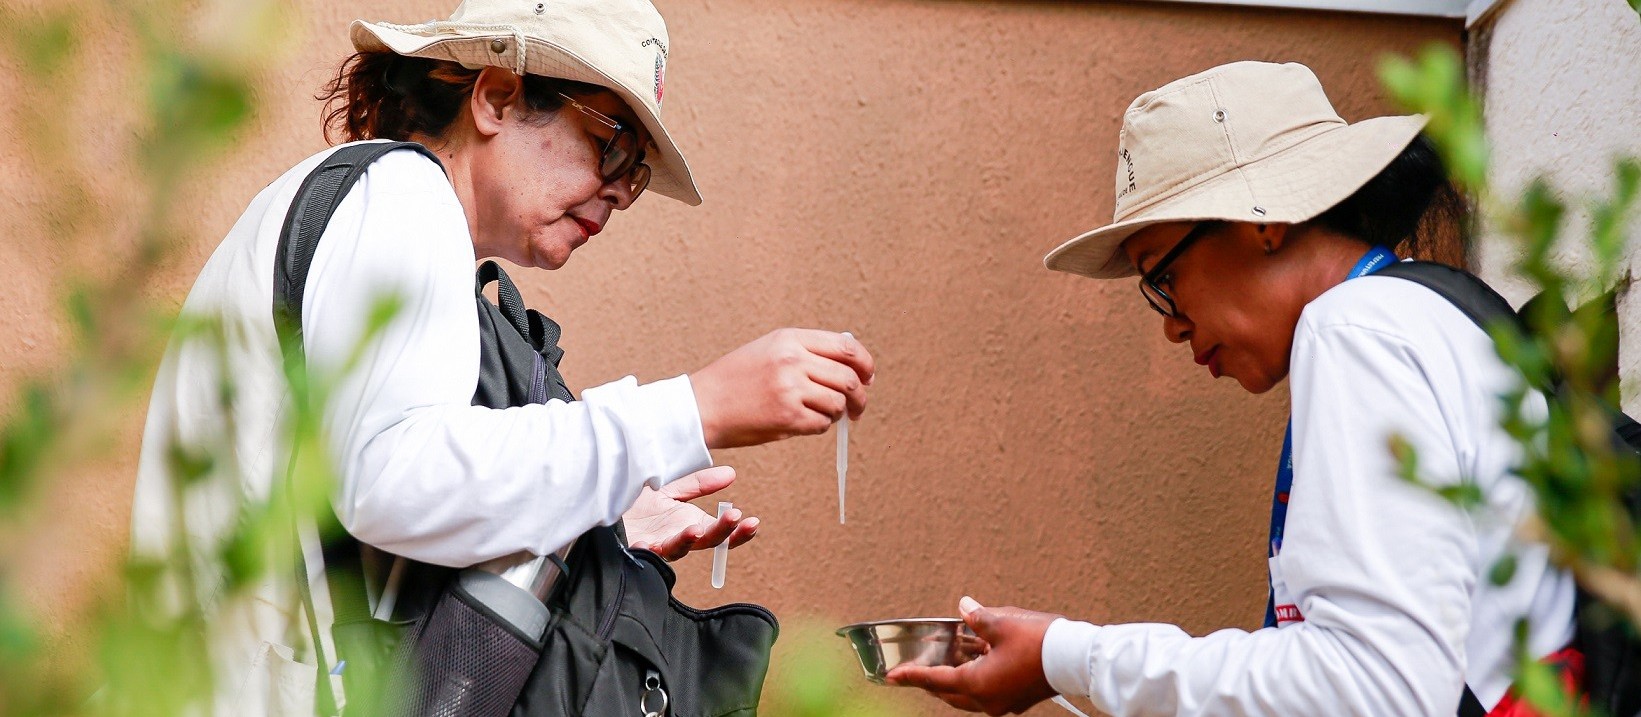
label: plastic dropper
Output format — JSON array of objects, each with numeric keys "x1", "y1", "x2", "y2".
[
  {"x1": 838, "y1": 332, "x2": 852, "y2": 524},
  {"x1": 1051, "y1": 696, "x2": 1093, "y2": 717},
  {"x1": 711, "y1": 501, "x2": 731, "y2": 589}
]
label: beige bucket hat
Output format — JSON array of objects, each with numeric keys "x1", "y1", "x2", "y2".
[
  {"x1": 1043, "y1": 61, "x2": 1427, "y2": 279},
  {"x1": 352, "y1": 0, "x2": 701, "y2": 205}
]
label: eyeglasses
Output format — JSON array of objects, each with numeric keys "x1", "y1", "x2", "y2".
[
  {"x1": 557, "y1": 93, "x2": 652, "y2": 199},
  {"x1": 1138, "y1": 222, "x2": 1216, "y2": 318}
]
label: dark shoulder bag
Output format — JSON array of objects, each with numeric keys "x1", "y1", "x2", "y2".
[{"x1": 273, "y1": 141, "x2": 778, "y2": 717}]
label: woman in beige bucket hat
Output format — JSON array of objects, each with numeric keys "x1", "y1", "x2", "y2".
[
  {"x1": 891, "y1": 61, "x2": 1578, "y2": 716},
  {"x1": 132, "y1": 1, "x2": 873, "y2": 713}
]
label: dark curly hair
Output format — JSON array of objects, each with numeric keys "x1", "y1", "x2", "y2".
[
  {"x1": 1308, "y1": 134, "x2": 1469, "y2": 266},
  {"x1": 317, "y1": 51, "x2": 603, "y2": 144}
]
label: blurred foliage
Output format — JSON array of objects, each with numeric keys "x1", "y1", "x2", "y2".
[
  {"x1": 0, "y1": 2, "x2": 898, "y2": 717},
  {"x1": 762, "y1": 622, "x2": 914, "y2": 717},
  {"x1": 1382, "y1": 43, "x2": 1640, "y2": 717},
  {"x1": 6, "y1": 2, "x2": 1627, "y2": 717},
  {"x1": 0, "y1": 0, "x2": 377, "y2": 715}
]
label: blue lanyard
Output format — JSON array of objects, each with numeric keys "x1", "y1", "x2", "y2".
[{"x1": 1264, "y1": 245, "x2": 1397, "y2": 627}]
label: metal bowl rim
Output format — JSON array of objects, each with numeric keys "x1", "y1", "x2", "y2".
[{"x1": 835, "y1": 617, "x2": 968, "y2": 636}]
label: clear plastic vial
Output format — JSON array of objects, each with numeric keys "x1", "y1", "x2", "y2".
[{"x1": 711, "y1": 501, "x2": 731, "y2": 589}]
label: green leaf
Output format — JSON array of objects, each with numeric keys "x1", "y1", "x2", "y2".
[
  {"x1": 4, "y1": 8, "x2": 77, "y2": 78},
  {"x1": 1378, "y1": 46, "x2": 1487, "y2": 190},
  {"x1": 1435, "y1": 482, "x2": 1485, "y2": 509},
  {"x1": 1590, "y1": 158, "x2": 1640, "y2": 286},
  {"x1": 0, "y1": 385, "x2": 56, "y2": 513},
  {"x1": 1489, "y1": 553, "x2": 1519, "y2": 586},
  {"x1": 0, "y1": 588, "x2": 40, "y2": 665},
  {"x1": 1513, "y1": 655, "x2": 1577, "y2": 717}
]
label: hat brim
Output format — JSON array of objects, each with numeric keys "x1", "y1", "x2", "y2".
[
  {"x1": 1044, "y1": 114, "x2": 1428, "y2": 280},
  {"x1": 350, "y1": 20, "x2": 702, "y2": 206}
]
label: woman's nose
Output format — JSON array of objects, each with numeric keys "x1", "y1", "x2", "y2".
[
  {"x1": 600, "y1": 177, "x2": 637, "y2": 211},
  {"x1": 1163, "y1": 314, "x2": 1192, "y2": 344}
]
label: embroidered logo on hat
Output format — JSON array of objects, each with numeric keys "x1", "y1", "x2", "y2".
[
  {"x1": 1117, "y1": 147, "x2": 1138, "y2": 201},
  {"x1": 655, "y1": 54, "x2": 665, "y2": 105},
  {"x1": 642, "y1": 37, "x2": 668, "y2": 106}
]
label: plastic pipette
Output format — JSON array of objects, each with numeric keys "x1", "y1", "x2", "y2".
[
  {"x1": 1052, "y1": 696, "x2": 1092, "y2": 717},
  {"x1": 838, "y1": 332, "x2": 852, "y2": 524},
  {"x1": 711, "y1": 501, "x2": 731, "y2": 589}
]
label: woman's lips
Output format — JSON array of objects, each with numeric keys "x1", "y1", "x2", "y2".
[
  {"x1": 571, "y1": 216, "x2": 601, "y2": 242},
  {"x1": 1196, "y1": 346, "x2": 1222, "y2": 378}
]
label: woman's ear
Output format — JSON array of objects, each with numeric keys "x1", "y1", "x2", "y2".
[
  {"x1": 470, "y1": 67, "x2": 524, "y2": 138},
  {"x1": 1258, "y1": 223, "x2": 1293, "y2": 255}
]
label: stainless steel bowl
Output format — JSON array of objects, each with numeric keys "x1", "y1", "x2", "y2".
[{"x1": 836, "y1": 618, "x2": 985, "y2": 684}]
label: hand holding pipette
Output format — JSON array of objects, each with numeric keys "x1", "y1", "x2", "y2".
[{"x1": 689, "y1": 329, "x2": 874, "y2": 449}]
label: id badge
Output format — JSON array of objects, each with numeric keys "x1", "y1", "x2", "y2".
[{"x1": 1267, "y1": 554, "x2": 1305, "y2": 626}]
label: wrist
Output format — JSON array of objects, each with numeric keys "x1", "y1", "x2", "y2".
[
  {"x1": 1041, "y1": 618, "x2": 1099, "y2": 698},
  {"x1": 688, "y1": 373, "x2": 723, "y2": 448}
]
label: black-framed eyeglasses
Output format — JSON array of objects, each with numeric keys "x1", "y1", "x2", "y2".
[
  {"x1": 1139, "y1": 222, "x2": 1216, "y2": 318},
  {"x1": 557, "y1": 93, "x2": 652, "y2": 199}
]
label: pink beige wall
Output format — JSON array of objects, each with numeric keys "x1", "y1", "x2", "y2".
[{"x1": 1, "y1": 1, "x2": 1457, "y2": 713}]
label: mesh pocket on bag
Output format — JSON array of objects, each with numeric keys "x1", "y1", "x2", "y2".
[{"x1": 390, "y1": 584, "x2": 542, "y2": 717}]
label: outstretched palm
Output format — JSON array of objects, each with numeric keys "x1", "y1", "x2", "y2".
[{"x1": 623, "y1": 465, "x2": 760, "y2": 562}]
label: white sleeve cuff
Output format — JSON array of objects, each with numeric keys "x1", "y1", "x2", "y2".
[
  {"x1": 1042, "y1": 618, "x2": 1100, "y2": 698},
  {"x1": 616, "y1": 374, "x2": 713, "y2": 486}
]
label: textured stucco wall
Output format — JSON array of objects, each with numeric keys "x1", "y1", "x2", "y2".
[
  {"x1": 1472, "y1": 0, "x2": 1641, "y2": 411},
  {"x1": 0, "y1": 1, "x2": 1456, "y2": 712}
]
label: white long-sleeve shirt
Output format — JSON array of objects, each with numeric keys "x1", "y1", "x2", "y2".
[
  {"x1": 131, "y1": 141, "x2": 710, "y2": 714},
  {"x1": 1041, "y1": 272, "x2": 1576, "y2": 716}
]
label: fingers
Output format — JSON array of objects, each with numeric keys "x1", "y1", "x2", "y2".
[
  {"x1": 792, "y1": 329, "x2": 876, "y2": 387},
  {"x1": 695, "y1": 509, "x2": 759, "y2": 550},
  {"x1": 886, "y1": 664, "x2": 966, "y2": 694},
  {"x1": 690, "y1": 506, "x2": 741, "y2": 549},
  {"x1": 799, "y1": 380, "x2": 849, "y2": 428},
  {"x1": 805, "y1": 353, "x2": 868, "y2": 421},
  {"x1": 964, "y1": 606, "x2": 998, "y2": 642},
  {"x1": 726, "y1": 516, "x2": 759, "y2": 548},
  {"x1": 658, "y1": 465, "x2": 737, "y2": 501},
  {"x1": 934, "y1": 691, "x2": 986, "y2": 713},
  {"x1": 960, "y1": 599, "x2": 1032, "y2": 645},
  {"x1": 648, "y1": 509, "x2": 759, "y2": 561},
  {"x1": 692, "y1": 328, "x2": 874, "y2": 449},
  {"x1": 647, "y1": 522, "x2": 702, "y2": 561}
]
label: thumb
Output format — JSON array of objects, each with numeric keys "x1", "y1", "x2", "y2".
[
  {"x1": 958, "y1": 596, "x2": 1000, "y2": 641},
  {"x1": 659, "y1": 465, "x2": 737, "y2": 501}
]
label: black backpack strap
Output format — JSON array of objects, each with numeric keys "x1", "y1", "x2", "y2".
[
  {"x1": 274, "y1": 141, "x2": 443, "y2": 334},
  {"x1": 1458, "y1": 687, "x2": 1488, "y2": 717},
  {"x1": 532, "y1": 310, "x2": 565, "y2": 368},
  {"x1": 1375, "y1": 261, "x2": 1562, "y2": 393},
  {"x1": 1374, "y1": 261, "x2": 1526, "y2": 336},
  {"x1": 272, "y1": 141, "x2": 443, "y2": 715},
  {"x1": 476, "y1": 260, "x2": 532, "y2": 342},
  {"x1": 474, "y1": 260, "x2": 566, "y2": 366}
]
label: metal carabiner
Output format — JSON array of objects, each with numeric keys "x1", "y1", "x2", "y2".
[{"x1": 641, "y1": 668, "x2": 669, "y2": 717}]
